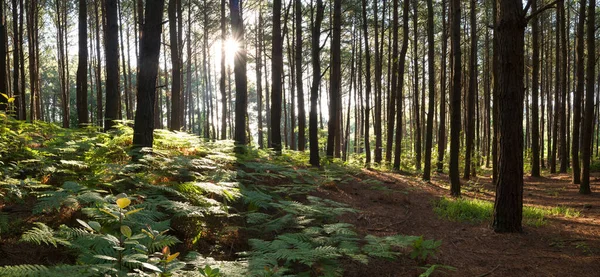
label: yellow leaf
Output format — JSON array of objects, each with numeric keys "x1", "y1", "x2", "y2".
[
  {"x1": 116, "y1": 198, "x2": 131, "y2": 209},
  {"x1": 125, "y1": 208, "x2": 144, "y2": 216},
  {"x1": 166, "y1": 252, "x2": 179, "y2": 263}
]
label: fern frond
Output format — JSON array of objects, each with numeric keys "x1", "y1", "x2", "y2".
[{"x1": 21, "y1": 222, "x2": 70, "y2": 247}]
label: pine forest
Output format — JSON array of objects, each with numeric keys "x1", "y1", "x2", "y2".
[{"x1": 0, "y1": 0, "x2": 599, "y2": 276}]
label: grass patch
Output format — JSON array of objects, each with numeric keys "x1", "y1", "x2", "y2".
[{"x1": 434, "y1": 197, "x2": 580, "y2": 226}]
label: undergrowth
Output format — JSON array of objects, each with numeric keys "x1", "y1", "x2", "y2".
[
  {"x1": 434, "y1": 197, "x2": 580, "y2": 226},
  {"x1": 0, "y1": 114, "x2": 443, "y2": 276}
]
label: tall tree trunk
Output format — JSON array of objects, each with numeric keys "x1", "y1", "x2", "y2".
[
  {"x1": 386, "y1": 0, "x2": 399, "y2": 164},
  {"x1": 296, "y1": 0, "x2": 306, "y2": 151},
  {"x1": 327, "y1": 0, "x2": 341, "y2": 159},
  {"x1": 361, "y1": 0, "x2": 371, "y2": 165},
  {"x1": 0, "y1": 0, "x2": 6, "y2": 113},
  {"x1": 412, "y1": 0, "x2": 421, "y2": 171},
  {"x1": 484, "y1": 2, "x2": 491, "y2": 168},
  {"x1": 271, "y1": 0, "x2": 283, "y2": 152},
  {"x1": 550, "y1": 2, "x2": 560, "y2": 173},
  {"x1": 256, "y1": 3, "x2": 264, "y2": 148},
  {"x1": 580, "y1": 0, "x2": 594, "y2": 194},
  {"x1": 423, "y1": 0, "x2": 435, "y2": 181},
  {"x1": 464, "y1": 0, "x2": 476, "y2": 179},
  {"x1": 449, "y1": 0, "x2": 461, "y2": 196},
  {"x1": 231, "y1": 0, "x2": 247, "y2": 147},
  {"x1": 94, "y1": 0, "x2": 102, "y2": 127},
  {"x1": 11, "y1": 0, "x2": 22, "y2": 119},
  {"x1": 559, "y1": 0, "x2": 568, "y2": 173},
  {"x1": 104, "y1": 0, "x2": 120, "y2": 130},
  {"x1": 392, "y1": 0, "x2": 409, "y2": 170},
  {"x1": 18, "y1": 0, "x2": 24, "y2": 119},
  {"x1": 55, "y1": 0, "x2": 68, "y2": 127},
  {"x1": 310, "y1": 0, "x2": 324, "y2": 166},
  {"x1": 373, "y1": 0, "x2": 383, "y2": 163},
  {"x1": 118, "y1": 0, "x2": 132, "y2": 120},
  {"x1": 132, "y1": 0, "x2": 165, "y2": 148},
  {"x1": 76, "y1": 0, "x2": 89, "y2": 126},
  {"x1": 168, "y1": 0, "x2": 181, "y2": 130},
  {"x1": 492, "y1": 0, "x2": 524, "y2": 233},
  {"x1": 220, "y1": 0, "x2": 227, "y2": 139},
  {"x1": 437, "y1": 0, "x2": 447, "y2": 172},
  {"x1": 572, "y1": 0, "x2": 585, "y2": 183},
  {"x1": 531, "y1": 0, "x2": 541, "y2": 177}
]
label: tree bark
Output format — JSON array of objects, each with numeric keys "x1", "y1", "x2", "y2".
[
  {"x1": 423, "y1": 0, "x2": 435, "y2": 181},
  {"x1": 296, "y1": 0, "x2": 306, "y2": 151},
  {"x1": 104, "y1": 0, "x2": 120, "y2": 131},
  {"x1": 76, "y1": 0, "x2": 89, "y2": 126},
  {"x1": 580, "y1": 0, "x2": 594, "y2": 194},
  {"x1": 327, "y1": 0, "x2": 341, "y2": 159},
  {"x1": 310, "y1": 0, "x2": 324, "y2": 166},
  {"x1": 492, "y1": 0, "x2": 525, "y2": 233},
  {"x1": 271, "y1": 0, "x2": 283, "y2": 153},
  {"x1": 392, "y1": 0, "x2": 409, "y2": 171},
  {"x1": 361, "y1": 0, "x2": 371, "y2": 165},
  {"x1": 572, "y1": 0, "x2": 585, "y2": 183},
  {"x1": 531, "y1": 0, "x2": 541, "y2": 177},
  {"x1": 437, "y1": 0, "x2": 447, "y2": 172},
  {"x1": 168, "y1": 0, "x2": 182, "y2": 131},
  {"x1": 449, "y1": 0, "x2": 461, "y2": 196},
  {"x1": 386, "y1": 0, "x2": 399, "y2": 164},
  {"x1": 133, "y1": 0, "x2": 165, "y2": 148},
  {"x1": 464, "y1": 0, "x2": 477, "y2": 179},
  {"x1": 220, "y1": 0, "x2": 227, "y2": 139},
  {"x1": 231, "y1": 0, "x2": 247, "y2": 147}
]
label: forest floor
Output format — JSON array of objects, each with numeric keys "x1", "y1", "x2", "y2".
[{"x1": 315, "y1": 168, "x2": 600, "y2": 276}]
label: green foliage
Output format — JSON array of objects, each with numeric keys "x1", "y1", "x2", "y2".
[
  {"x1": 434, "y1": 197, "x2": 580, "y2": 226},
  {"x1": 0, "y1": 264, "x2": 109, "y2": 277},
  {"x1": 21, "y1": 222, "x2": 71, "y2": 247},
  {"x1": 0, "y1": 118, "x2": 442, "y2": 276}
]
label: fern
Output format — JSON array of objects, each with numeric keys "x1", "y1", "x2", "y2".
[
  {"x1": 21, "y1": 222, "x2": 71, "y2": 247},
  {"x1": 0, "y1": 264, "x2": 111, "y2": 277}
]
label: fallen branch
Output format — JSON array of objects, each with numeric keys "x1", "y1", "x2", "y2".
[
  {"x1": 476, "y1": 264, "x2": 500, "y2": 277},
  {"x1": 367, "y1": 211, "x2": 411, "y2": 231}
]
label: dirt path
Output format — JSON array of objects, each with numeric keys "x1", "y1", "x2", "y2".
[{"x1": 313, "y1": 170, "x2": 600, "y2": 277}]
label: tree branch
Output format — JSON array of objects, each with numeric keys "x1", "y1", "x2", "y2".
[
  {"x1": 525, "y1": 0, "x2": 558, "y2": 23},
  {"x1": 523, "y1": 0, "x2": 532, "y2": 15}
]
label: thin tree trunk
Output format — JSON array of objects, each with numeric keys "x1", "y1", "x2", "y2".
[
  {"x1": 296, "y1": 0, "x2": 306, "y2": 151},
  {"x1": 423, "y1": 0, "x2": 435, "y2": 181},
  {"x1": 437, "y1": 0, "x2": 447, "y2": 172},
  {"x1": 464, "y1": 0, "x2": 476, "y2": 179},
  {"x1": 361, "y1": 0, "x2": 371, "y2": 165},
  {"x1": 309, "y1": 0, "x2": 324, "y2": 166},
  {"x1": 271, "y1": 0, "x2": 283, "y2": 152},
  {"x1": 386, "y1": 0, "x2": 399, "y2": 164},
  {"x1": 580, "y1": 0, "x2": 594, "y2": 194},
  {"x1": 449, "y1": 0, "x2": 461, "y2": 196},
  {"x1": 104, "y1": 0, "x2": 120, "y2": 130},
  {"x1": 572, "y1": 0, "x2": 585, "y2": 183},
  {"x1": 76, "y1": 0, "x2": 88, "y2": 126},
  {"x1": 392, "y1": 0, "x2": 409, "y2": 170},
  {"x1": 231, "y1": 0, "x2": 248, "y2": 147},
  {"x1": 168, "y1": 0, "x2": 181, "y2": 130}
]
